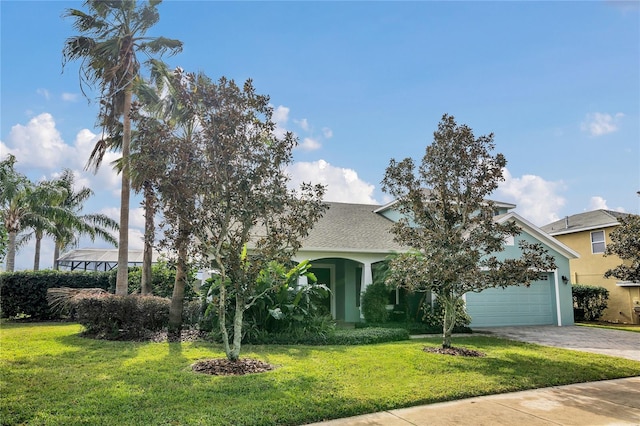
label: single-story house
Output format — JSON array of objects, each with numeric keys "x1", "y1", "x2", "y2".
[{"x1": 291, "y1": 200, "x2": 579, "y2": 327}]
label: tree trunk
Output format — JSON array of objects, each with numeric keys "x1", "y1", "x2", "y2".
[
  {"x1": 219, "y1": 270, "x2": 231, "y2": 357},
  {"x1": 141, "y1": 181, "x2": 154, "y2": 295},
  {"x1": 53, "y1": 242, "x2": 61, "y2": 271},
  {"x1": 33, "y1": 232, "x2": 42, "y2": 271},
  {"x1": 6, "y1": 231, "x2": 16, "y2": 272},
  {"x1": 441, "y1": 294, "x2": 458, "y2": 349},
  {"x1": 228, "y1": 295, "x2": 245, "y2": 361},
  {"x1": 168, "y1": 230, "x2": 187, "y2": 341},
  {"x1": 115, "y1": 86, "x2": 132, "y2": 295}
]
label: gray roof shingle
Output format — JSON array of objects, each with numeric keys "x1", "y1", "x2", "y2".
[
  {"x1": 541, "y1": 209, "x2": 631, "y2": 235},
  {"x1": 300, "y1": 202, "x2": 405, "y2": 252}
]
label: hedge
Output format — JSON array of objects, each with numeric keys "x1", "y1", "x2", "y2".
[
  {"x1": 572, "y1": 284, "x2": 609, "y2": 321},
  {"x1": 0, "y1": 270, "x2": 112, "y2": 320}
]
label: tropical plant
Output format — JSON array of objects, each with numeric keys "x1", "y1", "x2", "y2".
[
  {"x1": 382, "y1": 114, "x2": 556, "y2": 348},
  {"x1": 49, "y1": 170, "x2": 119, "y2": 270},
  {"x1": 63, "y1": 0, "x2": 182, "y2": 295}
]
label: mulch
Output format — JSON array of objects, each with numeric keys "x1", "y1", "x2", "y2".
[
  {"x1": 192, "y1": 358, "x2": 275, "y2": 376},
  {"x1": 423, "y1": 346, "x2": 486, "y2": 357}
]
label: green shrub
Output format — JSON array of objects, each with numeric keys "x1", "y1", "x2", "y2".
[
  {"x1": 0, "y1": 270, "x2": 112, "y2": 320},
  {"x1": 127, "y1": 261, "x2": 199, "y2": 301},
  {"x1": 420, "y1": 296, "x2": 471, "y2": 330},
  {"x1": 72, "y1": 294, "x2": 170, "y2": 339},
  {"x1": 241, "y1": 326, "x2": 409, "y2": 345},
  {"x1": 361, "y1": 282, "x2": 391, "y2": 323},
  {"x1": 572, "y1": 284, "x2": 609, "y2": 321}
]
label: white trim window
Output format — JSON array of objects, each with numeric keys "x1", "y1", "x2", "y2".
[{"x1": 591, "y1": 230, "x2": 606, "y2": 254}]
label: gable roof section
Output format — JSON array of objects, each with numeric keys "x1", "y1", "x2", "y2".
[
  {"x1": 374, "y1": 190, "x2": 516, "y2": 214},
  {"x1": 540, "y1": 210, "x2": 630, "y2": 236},
  {"x1": 300, "y1": 202, "x2": 406, "y2": 253},
  {"x1": 496, "y1": 212, "x2": 580, "y2": 260}
]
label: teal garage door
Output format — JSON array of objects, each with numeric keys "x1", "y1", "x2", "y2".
[{"x1": 465, "y1": 274, "x2": 555, "y2": 327}]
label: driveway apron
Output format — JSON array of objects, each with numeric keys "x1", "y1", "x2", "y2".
[{"x1": 474, "y1": 325, "x2": 640, "y2": 361}]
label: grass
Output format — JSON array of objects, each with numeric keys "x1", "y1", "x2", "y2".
[
  {"x1": 2, "y1": 323, "x2": 639, "y2": 426},
  {"x1": 576, "y1": 321, "x2": 640, "y2": 333}
]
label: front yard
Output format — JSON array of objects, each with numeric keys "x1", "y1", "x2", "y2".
[{"x1": 2, "y1": 322, "x2": 639, "y2": 425}]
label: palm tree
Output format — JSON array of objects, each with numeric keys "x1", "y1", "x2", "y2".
[
  {"x1": 0, "y1": 156, "x2": 72, "y2": 271},
  {"x1": 1, "y1": 154, "x2": 29, "y2": 272},
  {"x1": 50, "y1": 170, "x2": 119, "y2": 271},
  {"x1": 63, "y1": 0, "x2": 182, "y2": 295},
  {"x1": 19, "y1": 179, "x2": 71, "y2": 271}
]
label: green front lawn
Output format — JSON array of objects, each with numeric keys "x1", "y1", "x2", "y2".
[
  {"x1": 2, "y1": 323, "x2": 639, "y2": 425},
  {"x1": 576, "y1": 321, "x2": 640, "y2": 333}
]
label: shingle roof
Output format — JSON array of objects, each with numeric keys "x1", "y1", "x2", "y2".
[
  {"x1": 540, "y1": 210, "x2": 631, "y2": 236},
  {"x1": 300, "y1": 202, "x2": 406, "y2": 253}
]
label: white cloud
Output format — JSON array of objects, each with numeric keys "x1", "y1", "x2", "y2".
[
  {"x1": 287, "y1": 159, "x2": 378, "y2": 204},
  {"x1": 1, "y1": 113, "x2": 73, "y2": 169},
  {"x1": 496, "y1": 168, "x2": 566, "y2": 226},
  {"x1": 61, "y1": 92, "x2": 79, "y2": 102},
  {"x1": 36, "y1": 88, "x2": 50, "y2": 100},
  {"x1": 272, "y1": 105, "x2": 289, "y2": 125},
  {"x1": 295, "y1": 118, "x2": 310, "y2": 131},
  {"x1": 580, "y1": 112, "x2": 624, "y2": 137},
  {"x1": 322, "y1": 127, "x2": 333, "y2": 139},
  {"x1": 587, "y1": 196, "x2": 626, "y2": 213},
  {"x1": 588, "y1": 196, "x2": 608, "y2": 210},
  {"x1": 299, "y1": 137, "x2": 321, "y2": 151}
]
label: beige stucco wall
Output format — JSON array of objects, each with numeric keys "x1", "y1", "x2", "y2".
[{"x1": 554, "y1": 227, "x2": 640, "y2": 324}]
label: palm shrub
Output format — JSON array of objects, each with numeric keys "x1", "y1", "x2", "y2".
[
  {"x1": 572, "y1": 284, "x2": 609, "y2": 321},
  {"x1": 202, "y1": 261, "x2": 334, "y2": 342}
]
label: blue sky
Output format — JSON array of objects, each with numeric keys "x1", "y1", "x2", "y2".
[{"x1": 1, "y1": 0, "x2": 639, "y2": 271}]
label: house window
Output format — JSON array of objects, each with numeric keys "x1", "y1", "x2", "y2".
[{"x1": 591, "y1": 230, "x2": 605, "y2": 254}]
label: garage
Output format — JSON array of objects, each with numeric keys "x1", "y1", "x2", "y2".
[{"x1": 465, "y1": 273, "x2": 557, "y2": 327}]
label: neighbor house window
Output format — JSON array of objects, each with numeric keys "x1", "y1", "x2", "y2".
[{"x1": 591, "y1": 230, "x2": 605, "y2": 254}]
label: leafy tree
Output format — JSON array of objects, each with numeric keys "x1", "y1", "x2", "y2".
[
  {"x1": 195, "y1": 78, "x2": 326, "y2": 360},
  {"x1": 381, "y1": 114, "x2": 556, "y2": 348},
  {"x1": 63, "y1": 0, "x2": 182, "y2": 295},
  {"x1": 604, "y1": 214, "x2": 640, "y2": 283},
  {"x1": 138, "y1": 69, "x2": 327, "y2": 352}
]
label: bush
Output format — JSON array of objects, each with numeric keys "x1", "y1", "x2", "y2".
[
  {"x1": 573, "y1": 284, "x2": 609, "y2": 321},
  {"x1": 127, "y1": 261, "x2": 199, "y2": 301},
  {"x1": 72, "y1": 293, "x2": 170, "y2": 339},
  {"x1": 0, "y1": 270, "x2": 112, "y2": 320},
  {"x1": 241, "y1": 326, "x2": 409, "y2": 345},
  {"x1": 361, "y1": 282, "x2": 391, "y2": 323},
  {"x1": 420, "y1": 296, "x2": 471, "y2": 331}
]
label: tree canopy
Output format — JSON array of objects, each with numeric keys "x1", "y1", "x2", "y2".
[
  {"x1": 604, "y1": 214, "x2": 640, "y2": 283},
  {"x1": 382, "y1": 114, "x2": 555, "y2": 348}
]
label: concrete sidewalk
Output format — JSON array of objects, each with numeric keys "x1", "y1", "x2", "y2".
[{"x1": 307, "y1": 376, "x2": 640, "y2": 425}]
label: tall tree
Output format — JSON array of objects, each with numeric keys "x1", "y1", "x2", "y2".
[
  {"x1": 194, "y1": 78, "x2": 327, "y2": 359},
  {"x1": 49, "y1": 170, "x2": 119, "y2": 270},
  {"x1": 382, "y1": 114, "x2": 556, "y2": 348},
  {"x1": 604, "y1": 214, "x2": 640, "y2": 283},
  {"x1": 63, "y1": 0, "x2": 182, "y2": 295},
  {"x1": 131, "y1": 60, "x2": 194, "y2": 295}
]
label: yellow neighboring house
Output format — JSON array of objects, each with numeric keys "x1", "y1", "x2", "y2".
[{"x1": 542, "y1": 210, "x2": 640, "y2": 324}]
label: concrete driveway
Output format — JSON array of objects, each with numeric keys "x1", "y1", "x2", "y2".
[{"x1": 474, "y1": 325, "x2": 640, "y2": 361}]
